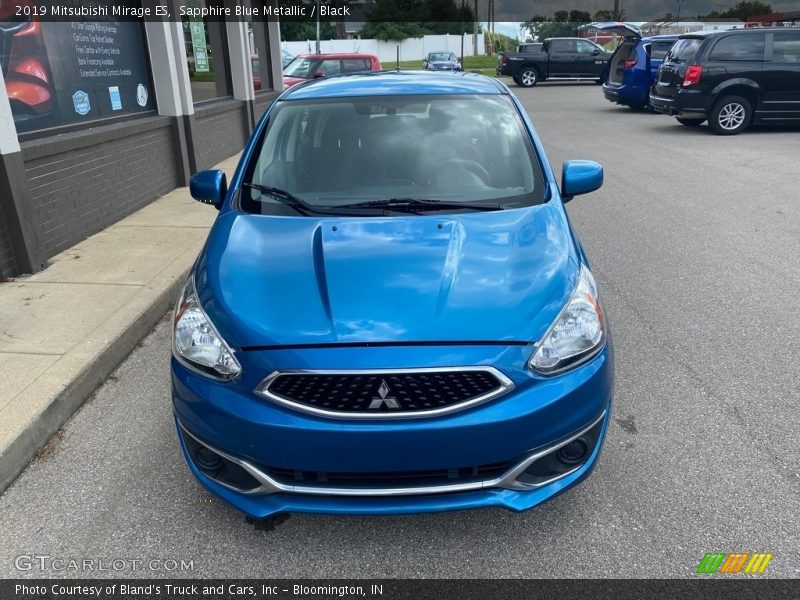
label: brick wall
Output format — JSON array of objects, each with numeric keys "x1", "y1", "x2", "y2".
[
  {"x1": 0, "y1": 214, "x2": 15, "y2": 279},
  {"x1": 192, "y1": 100, "x2": 250, "y2": 172},
  {"x1": 22, "y1": 116, "x2": 181, "y2": 260}
]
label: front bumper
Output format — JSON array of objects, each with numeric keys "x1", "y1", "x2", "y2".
[{"x1": 172, "y1": 344, "x2": 613, "y2": 518}]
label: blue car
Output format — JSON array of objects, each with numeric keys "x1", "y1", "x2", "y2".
[
  {"x1": 598, "y1": 23, "x2": 678, "y2": 109},
  {"x1": 173, "y1": 71, "x2": 613, "y2": 519}
]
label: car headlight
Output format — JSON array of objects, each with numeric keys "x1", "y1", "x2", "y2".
[
  {"x1": 173, "y1": 275, "x2": 241, "y2": 380},
  {"x1": 529, "y1": 266, "x2": 606, "y2": 375}
]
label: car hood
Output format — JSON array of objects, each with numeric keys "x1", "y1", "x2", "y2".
[
  {"x1": 195, "y1": 204, "x2": 580, "y2": 348},
  {"x1": 430, "y1": 61, "x2": 458, "y2": 67}
]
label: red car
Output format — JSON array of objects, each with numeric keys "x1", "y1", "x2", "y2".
[{"x1": 282, "y1": 53, "x2": 382, "y2": 88}]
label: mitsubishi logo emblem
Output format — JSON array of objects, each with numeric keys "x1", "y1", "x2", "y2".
[{"x1": 369, "y1": 380, "x2": 400, "y2": 410}]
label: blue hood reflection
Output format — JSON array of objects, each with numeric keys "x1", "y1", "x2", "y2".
[{"x1": 195, "y1": 204, "x2": 579, "y2": 348}]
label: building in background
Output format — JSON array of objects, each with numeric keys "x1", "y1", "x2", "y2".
[{"x1": 0, "y1": 1, "x2": 283, "y2": 279}]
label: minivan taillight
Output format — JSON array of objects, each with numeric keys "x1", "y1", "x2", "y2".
[
  {"x1": 624, "y1": 58, "x2": 637, "y2": 69},
  {"x1": 683, "y1": 65, "x2": 703, "y2": 86},
  {"x1": 501, "y1": 56, "x2": 509, "y2": 66}
]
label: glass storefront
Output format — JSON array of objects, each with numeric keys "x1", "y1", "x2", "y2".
[
  {"x1": 182, "y1": 9, "x2": 232, "y2": 103},
  {"x1": 4, "y1": 19, "x2": 155, "y2": 133}
]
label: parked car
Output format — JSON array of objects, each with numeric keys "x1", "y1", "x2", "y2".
[
  {"x1": 595, "y1": 22, "x2": 678, "y2": 109},
  {"x1": 496, "y1": 37, "x2": 611, "y2": 87},
  {"x1": 282, "y1": 53, "x2": 381, "y2": 88},
  {"x1": 423, "y1": 51, "x2": 462, "y2": 71},
  {"x1": 650, "y1": 28, "x2": 800, "y2": 135},
  {"x1": 177, "y1": 71, "x2": 613, "y2": 519}
]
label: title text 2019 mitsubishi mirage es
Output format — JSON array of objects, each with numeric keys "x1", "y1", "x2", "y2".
[{"x1": 172, "y1": 71, "x2": 614, "y2": 519}]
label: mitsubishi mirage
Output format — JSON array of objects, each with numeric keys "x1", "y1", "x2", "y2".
[{"x1": 172, "y1": 71, "x2": 614, "y2": 519}]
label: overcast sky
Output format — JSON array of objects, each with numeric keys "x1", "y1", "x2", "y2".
[{"x1": 489, "y1": 0, "x2": 796, "y2": 21}]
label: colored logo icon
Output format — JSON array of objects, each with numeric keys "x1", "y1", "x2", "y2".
[
  {"x1": 697, "y1": 552, "x2": 773, "y2": 574},
  {"x1": 72, "y1": 90, "x2": 91, "y2": 116},
  {"x1": 108, "y1": 86, "x2": 122, "y2": 111}
]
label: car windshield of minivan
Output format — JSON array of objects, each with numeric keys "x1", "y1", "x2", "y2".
[
  {"x1": 429, "y1": 53, "x2": 455, "y2": 61},
  {"x1": 665, "y1": 38, "x2": 702, "y2": 62},
  {"x1": 241, "y1": 95, "x2": 545, "y2": 216}
]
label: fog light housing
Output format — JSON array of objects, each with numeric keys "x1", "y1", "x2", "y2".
[
  {"x1": 514, "y1": 416, "x2": 604, "y2": 487},
  {"x1": 180, "y1": 426, "x2": 263, "y2": 492}
]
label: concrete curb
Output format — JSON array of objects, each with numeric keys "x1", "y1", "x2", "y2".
[{"x1": 0, "y1": 264, "x2": 191, "y2": 494}]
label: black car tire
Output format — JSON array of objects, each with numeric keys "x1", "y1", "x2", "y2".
[
  {"x1": 518, "y1": 68, "x2": 539, "y2": 87},
  {"x1": 708, "y1": 95, "x2": 751, "y2": 135},
  {"x1": 628, "y1": 102, "x2": 648, "y2": 111},
  {"x1": 676, "y1": 117, "x2": 705, "y2": 126},
  {"x1": 512, "y1": 75, "x2": 521, "y2": 85}
]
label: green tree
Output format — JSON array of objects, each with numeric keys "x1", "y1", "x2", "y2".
[
  {"x1": 554, "y1": 10, "x2": 569, "y2": 22},
  {"x1": 698, "y1": 1, "x2": 772, "y2": 19},
  {"x1": 280, "y1": 21, "x2": 337, "y2": 41},
  {"x1": 569, "y1": 10, "x2": 591, "y2": 22},
  {"x1": 593, "y1": 9, "x2": 613, "y2": 20},
  {"x1": 359, "y1": 21, "x2": 428, "y2": 41}
]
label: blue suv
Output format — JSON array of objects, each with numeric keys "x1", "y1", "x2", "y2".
[
  {"x1": 173, "y1": 72, "x2": 613, "y2": 519},
  {"x1": 598, "y1": 23, "x2": 678, "y2": 109}
]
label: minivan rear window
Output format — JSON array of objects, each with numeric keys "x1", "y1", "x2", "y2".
[
  {"x1": 709, "y1": 34, "x2": 765, "y2": 61},
  {"x1": 650, "y1": 41, "x2": 676, "y2": 60},
  {"x1": 666, "y1": 38, "x2": 702, "y2": 63}
]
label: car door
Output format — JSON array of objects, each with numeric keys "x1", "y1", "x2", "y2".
[
  {"x1": 758, "y1": 31, "x2": 800, "y2": 122},
  {"x1": 548, "y1": 39, "x2": 578, "y2": 76},
  {"x1": 341, "y1": 58, "x2": 370, "y2": 73},
  {"x1": 575, "y1": 39, "x2": 607, "y2": 76}
]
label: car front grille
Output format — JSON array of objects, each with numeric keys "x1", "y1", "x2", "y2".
[{"x1": 255, "y1": 367, "x2": 514, "y2": 419}]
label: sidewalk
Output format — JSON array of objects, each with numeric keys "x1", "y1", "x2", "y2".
[{"x1": 0, "y1": 153, "x2": 240, "y2": 494}]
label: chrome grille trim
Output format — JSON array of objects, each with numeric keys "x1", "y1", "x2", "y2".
[
  {"x1": 177, "y1": 411, "x2": 606, "y2": 497},
  {"x1": 253, "y1": 366, "x2": 515, "y2": 419}
]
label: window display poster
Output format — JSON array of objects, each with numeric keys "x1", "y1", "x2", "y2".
[{"x1": 6, "y1": 19, "x2": 155, "y2": 133}]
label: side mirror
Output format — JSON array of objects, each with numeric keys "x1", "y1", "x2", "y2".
[
  {"x1": 592, "y1": 48, "x2": 600, "y2": 55},
  {"x1": 189, "y1": 170, "x2": 227, "y2": 209},
  {"x1": 313, "y1": 70, "x2": 325, "y2": 78},
  {"x1": 561, "y1": 160, "x2": 603, "y2": 202}
]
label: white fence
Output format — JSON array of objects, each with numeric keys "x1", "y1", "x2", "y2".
[{"x1": 281, "y1": 34, "x2": 486, "y2": 63}]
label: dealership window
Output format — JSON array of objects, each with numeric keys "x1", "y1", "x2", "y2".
[
  {"x1": 6, "y1": 20, "x2": 155, "y2": 134},
  {"x1": 183, "y1": 9, "x2": 232, "y2": 102},
  {"x1": 248, "y1": 22, "x2": 274, "y2": 93}
]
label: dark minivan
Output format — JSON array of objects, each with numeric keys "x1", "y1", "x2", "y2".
[{"x1": 650, "y1": 28, "x2": 800, "y2": 135}]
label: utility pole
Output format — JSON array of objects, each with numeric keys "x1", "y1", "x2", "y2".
[
  {"x1": 315, "y1": 0, "x2": 321, "y2": 53},
  {"x1": 613, "y1": 0, "x2": 620, "y2": 20},
  {"x1": 473, "y1": 0, "x2": 478, "y2": 55}
]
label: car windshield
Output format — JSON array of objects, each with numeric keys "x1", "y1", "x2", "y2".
[
  {"x1": 429, "y1": 53, "x2": 455, "y2": 61},
  {"x1": 665, "y1": 38, "x2": 702, "y2": 63},
  {"x1": 283, "y1": 57, "x2": 319, "y2": 78},
  {"x1": 241, "y1": 94, "x2": 545, "y2": 215}
]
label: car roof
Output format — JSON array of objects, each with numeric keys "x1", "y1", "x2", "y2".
[
  {"x1": 296, "y1": 53, "x2": 378, "y2": 59},
  {"x1": 679, "y1": 27, "x2": 798, "y2": 40},
  {"x1": 282, "y1": 71, "x2": 504, "y2": 100},
  {"x1": 641, "y1": 34, "x2": 680, "y2": 42}
]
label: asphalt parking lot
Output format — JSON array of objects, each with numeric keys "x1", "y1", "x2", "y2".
[{"x1": 1, "y1": 82, "x2": 798, "y2": 579}]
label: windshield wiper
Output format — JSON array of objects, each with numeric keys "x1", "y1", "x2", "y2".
[
  {"x1": 242, "y1": 183, "x2": 319, "y2": 215},
  {"x1": 333, "y1": 198, "x2": 504, "y2": 212}
]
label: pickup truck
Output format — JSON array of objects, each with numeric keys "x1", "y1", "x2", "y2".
[{"x1": 497, "y1": 37, "x2": 612, "y2": 87}]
